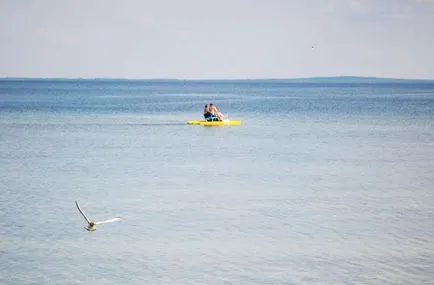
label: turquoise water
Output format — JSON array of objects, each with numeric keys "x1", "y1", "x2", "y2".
[{"x1": 1, "y1": 79, "x2": 434, "y2": 284}]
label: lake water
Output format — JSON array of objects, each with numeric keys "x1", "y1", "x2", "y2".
[{"x1": 1, "y1": 79, "x2": 433, "y2": 284}]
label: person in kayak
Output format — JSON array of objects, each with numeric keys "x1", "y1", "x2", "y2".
[
  {"x1": 203, "y1": 104, "x2": 217, "y2": 121},
  {"x1": 209, "y1": 103, "x2": 223, "y2": 121}
]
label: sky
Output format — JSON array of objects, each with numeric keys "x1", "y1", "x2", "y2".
[{"x1": 1, "y1": 0, "x2": 434, "y2": 79}]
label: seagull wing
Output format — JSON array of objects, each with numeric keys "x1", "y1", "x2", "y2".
[
  {"x1": 75, "y1": 200, "x2": 91, "y2": 224},
  {"x1": 95, "y1": 217, "x2": 121, "y2": 225}
]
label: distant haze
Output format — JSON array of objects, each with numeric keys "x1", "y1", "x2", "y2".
[{"x1": 1, "y1": 0, "x2": 434, "y2": 79}]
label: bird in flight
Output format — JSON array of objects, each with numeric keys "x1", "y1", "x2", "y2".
[{"x1": 75, "y1": 200, "x2": 121, "y2": 232}]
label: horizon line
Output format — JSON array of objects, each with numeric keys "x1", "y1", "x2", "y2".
[{"x1": 1, "y1": 75, "x2": 434, "y2": 82}]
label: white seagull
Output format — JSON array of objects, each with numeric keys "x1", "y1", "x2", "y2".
[{"x1": 75, "y1": 200, "x2": 121, "y2": 231}]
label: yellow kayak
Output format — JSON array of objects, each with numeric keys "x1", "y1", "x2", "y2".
[{"x1": 187, "y1": 120, "x2": 241, "y2": 126}]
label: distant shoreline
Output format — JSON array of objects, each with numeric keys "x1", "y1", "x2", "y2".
[{"x1": 1, "y1": 76, "x2": 434, "y2": 83}]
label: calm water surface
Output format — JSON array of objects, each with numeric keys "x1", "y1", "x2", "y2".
[{"x1": 1, "y1": 79, "x2": 433, "y2": 284}]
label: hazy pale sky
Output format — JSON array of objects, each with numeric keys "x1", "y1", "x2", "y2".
[{"x1": 1, "y1": 0, "x2": 434, "y2": 79}]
